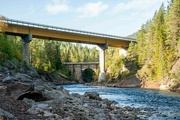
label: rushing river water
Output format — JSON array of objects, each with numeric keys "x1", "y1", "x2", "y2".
[{"x1": 58, "y1": 84, "x2": 180, "y2": 120}]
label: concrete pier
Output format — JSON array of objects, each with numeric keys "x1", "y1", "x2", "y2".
[{"x1": 97, "y1": 43, "x2": 108, "y2": 82}]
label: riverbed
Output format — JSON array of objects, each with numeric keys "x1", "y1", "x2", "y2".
[{"x1": 58, "y1": 84, "x2": 180, "y2": 120}]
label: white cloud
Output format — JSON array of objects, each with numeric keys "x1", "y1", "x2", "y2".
[
  {"x1": 112, "y1": 0, "x2": 165, "y2": 14},
  {"x1": 77, "y1": 1, "x2": 108, "y2": 18},
  {"x1": 45, "y1": 0, "x2": 70, "y2": 15}
]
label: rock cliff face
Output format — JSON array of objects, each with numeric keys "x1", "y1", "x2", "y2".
[
  {"x1": 159, "y1": 58, "x2": 180, "y2": 92},
  {"x1": 138, "y1": 58, "x2": 180, "y2": 92}
]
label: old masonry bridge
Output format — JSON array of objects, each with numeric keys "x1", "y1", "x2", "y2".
[
  {"x1": 0, "y1": 17, "x2": 135, "y2": 82},
  {"x1": 64, "y1": 62, "x2": 99, "y2": 82}
]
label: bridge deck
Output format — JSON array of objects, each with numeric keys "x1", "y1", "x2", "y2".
[{"x1": 0, "y1": 18, "x2": 135, "y2": 48}]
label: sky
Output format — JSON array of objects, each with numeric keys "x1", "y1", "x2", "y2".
[{"x1": 0, "y1": 0, "x2": 168, "y2": 37}]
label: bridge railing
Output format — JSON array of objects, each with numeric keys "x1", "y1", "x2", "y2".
[{"x1": 1, "y1": 17, "x2": 136, "y2": 41}]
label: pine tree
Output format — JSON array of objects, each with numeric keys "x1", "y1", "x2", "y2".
[
  {"x1": 136, "y1": 24, "x2": 146, "y2": 66},
  {"x1": 152, "y1": 4, "x2": 166, "y2": 78},
  {"x1": 165, "y1": 0, "x2": 180, "y2": 67}
]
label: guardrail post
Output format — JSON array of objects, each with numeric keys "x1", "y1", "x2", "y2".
[
  {"x1": 97, "y1": 43, "x2": 108, "y2": 82},
  {"x1": 21, "y1": 34, "x2": 32, "y2": 65}
]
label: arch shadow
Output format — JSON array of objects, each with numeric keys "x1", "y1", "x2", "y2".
[{"x1": 82, "y1": 68, "x2": 96, "y2": 83}]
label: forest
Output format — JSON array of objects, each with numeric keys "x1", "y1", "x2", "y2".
[{"x1": 127, "y1": 0, "x2": 180, "y2": 82}]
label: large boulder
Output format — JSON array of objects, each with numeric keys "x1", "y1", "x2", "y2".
[
  {"x1": 4, "y1": 80, "x2": 70, "y2": 102},
  {"x1": 160, "y1": 58, "x2": 180, "y2": 91},
  {"x1": 43, "y1": 89, "x2": 68, "y2": 100},
  {"x1": 14, "y1": 73, "x2": 33, "y2": 83},
  {"x1": 18, "y1": 85, "x2": 70, "y2": 101},
  {"x1": 5, "y1": 82, "x2": 33, "y2": 98},
  {"x1": 33, "y1": 79, "x2": 56, "y2": 91},
  {"x1": 84, "y1": 92, "x2": 102, "y2": 101},
  {"x1": 2, "y1": 76, "x2": 14, "y2": 83},
  {"x1": 160, "y1": 76, "x2": 179, "y2": 91}
]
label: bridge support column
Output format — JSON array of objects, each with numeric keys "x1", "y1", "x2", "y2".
[
  {"x1": 97, "y1": 43, "x2": 108, "y2": 82},
  {"x1": 21, "y1": 34, "x2": 32, "y2": 64}
]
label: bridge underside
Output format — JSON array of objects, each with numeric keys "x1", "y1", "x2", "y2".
[{"x1": 5, "y1": 24, "x2": 130, "y2": 48}]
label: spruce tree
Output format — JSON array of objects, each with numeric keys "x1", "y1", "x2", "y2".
[{"x1": 165, "y1": 0, "x2": 180, "y2": 67}]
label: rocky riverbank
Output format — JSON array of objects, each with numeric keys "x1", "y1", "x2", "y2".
[
  {"x1": 93, "y1": 58, "x2": 180, "y2": 93},
  {"x1": 90, "y1": 59, "x2": 180, "y2": 93},
  {"x1": 0, "y1": 60, "x2": 157, "y2": 120},
  {"x1": 87, "y1": 74, "x2": 142, "y2": 88},
  {"x1": 87, "y1": 74, "x2": 179, "y2": 93}
]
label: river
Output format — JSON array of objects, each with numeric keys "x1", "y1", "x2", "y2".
[{"x1": 58, "y1": 84, "x2": 180, "y2": 120}]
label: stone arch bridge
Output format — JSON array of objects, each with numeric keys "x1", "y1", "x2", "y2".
[{"x1": 63, "y1": 62, "x2": 99, "y2": 81}]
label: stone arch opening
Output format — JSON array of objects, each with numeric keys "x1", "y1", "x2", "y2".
[{"x1": 82, "y1": 68, "x2": 96, "y2": 83}]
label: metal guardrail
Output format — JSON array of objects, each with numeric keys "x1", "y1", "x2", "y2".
[{"x1": 1, "y1": 17, "x2": 136, "y2": 41}]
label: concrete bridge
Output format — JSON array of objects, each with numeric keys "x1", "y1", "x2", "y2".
[
  {"x1": 0, "y1": 17, "x2": 135, "y2": 82},
  {"x1": 63, "y1": 62, "x2": 99, "y2": 82}
]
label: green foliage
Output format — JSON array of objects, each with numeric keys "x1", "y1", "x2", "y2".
[
  {"x1": 105, "y1": 47, "x2": 128, "y2": 80},
  {"x1": 107, "y1": 57, "x2": 124, "y2": 78},
  {"x1": 56, "y1": 66, "x2": 72, "y2": 78},
  {"x1": 0, "y1": 34, "x2": 22, "y2": 64},
  {"x1": 30, "y1": 40, "x2": 99, "y2": 77},
  {"x1": 128, "y1": 1, "x2": 180, "y2": 81},
  {"x1": 165, "y1": 0, "x2": 180, "y2": 63},
  {"x1": 123, "y1": 41, "x2": 139, "y2": 76}
]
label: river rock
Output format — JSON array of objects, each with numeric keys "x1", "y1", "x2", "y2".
[
  {"x1": 159, "y1": 85, "x2": 168, "y2": 90},
  {"x1": 0, "y1": 73, "x2": 3, "y2": 78},
  {"x1": 27, "y1": 105, "x2": 42, "y2": 114},
  {"x1": 71, "y1": 93, "x2": 82, "y2": 98},
  {"x1": 35, "y1": 85, "x2": 45, "y2": 92},
  {"x1": 0, "y1": 108, "x2": 14, "y2": 119},
  {"x1": 5, "y1": 82, "x2": 32, "y2": 97},
  {"x1": 58, "y1": 87, "x2": 70, "y2": 96},
  {"x1": 2, "y1": 76, "x2": 14, "y2": 83},
  {"x1": 36, "y1": 103, "x2": 49, "y2": 109},
  {"x1": 43, "y1": 89, "x2": 69, "y2": 100},
  {"x1": 0, "y1": 66, "x2": 7, "y2": 72},
  {"x1": 84, "y1": 92, "x2": 102, "y2": 101},
  {"x1": 33, "y1": 79, "x2": 56, "y2": 91},
  {"x1": 43, "y1": 113, "x2": 54, "y2": 117},
  {"x1": 23, "y1": 98, "x2": 36, "y2": 105},
  {"x1": 160, "y1": 76, "x2": 178, "y2": 90},
  {"x1": 14, "y1": 73, "x2": 32, "y2": 83},
  {"x1": 0, "y1": 85, "x2": 5, "y2": 89}
]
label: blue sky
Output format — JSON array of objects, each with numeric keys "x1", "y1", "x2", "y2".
[{"x1": 0, "y1": 0, "x2": 168, "y2": 37}]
